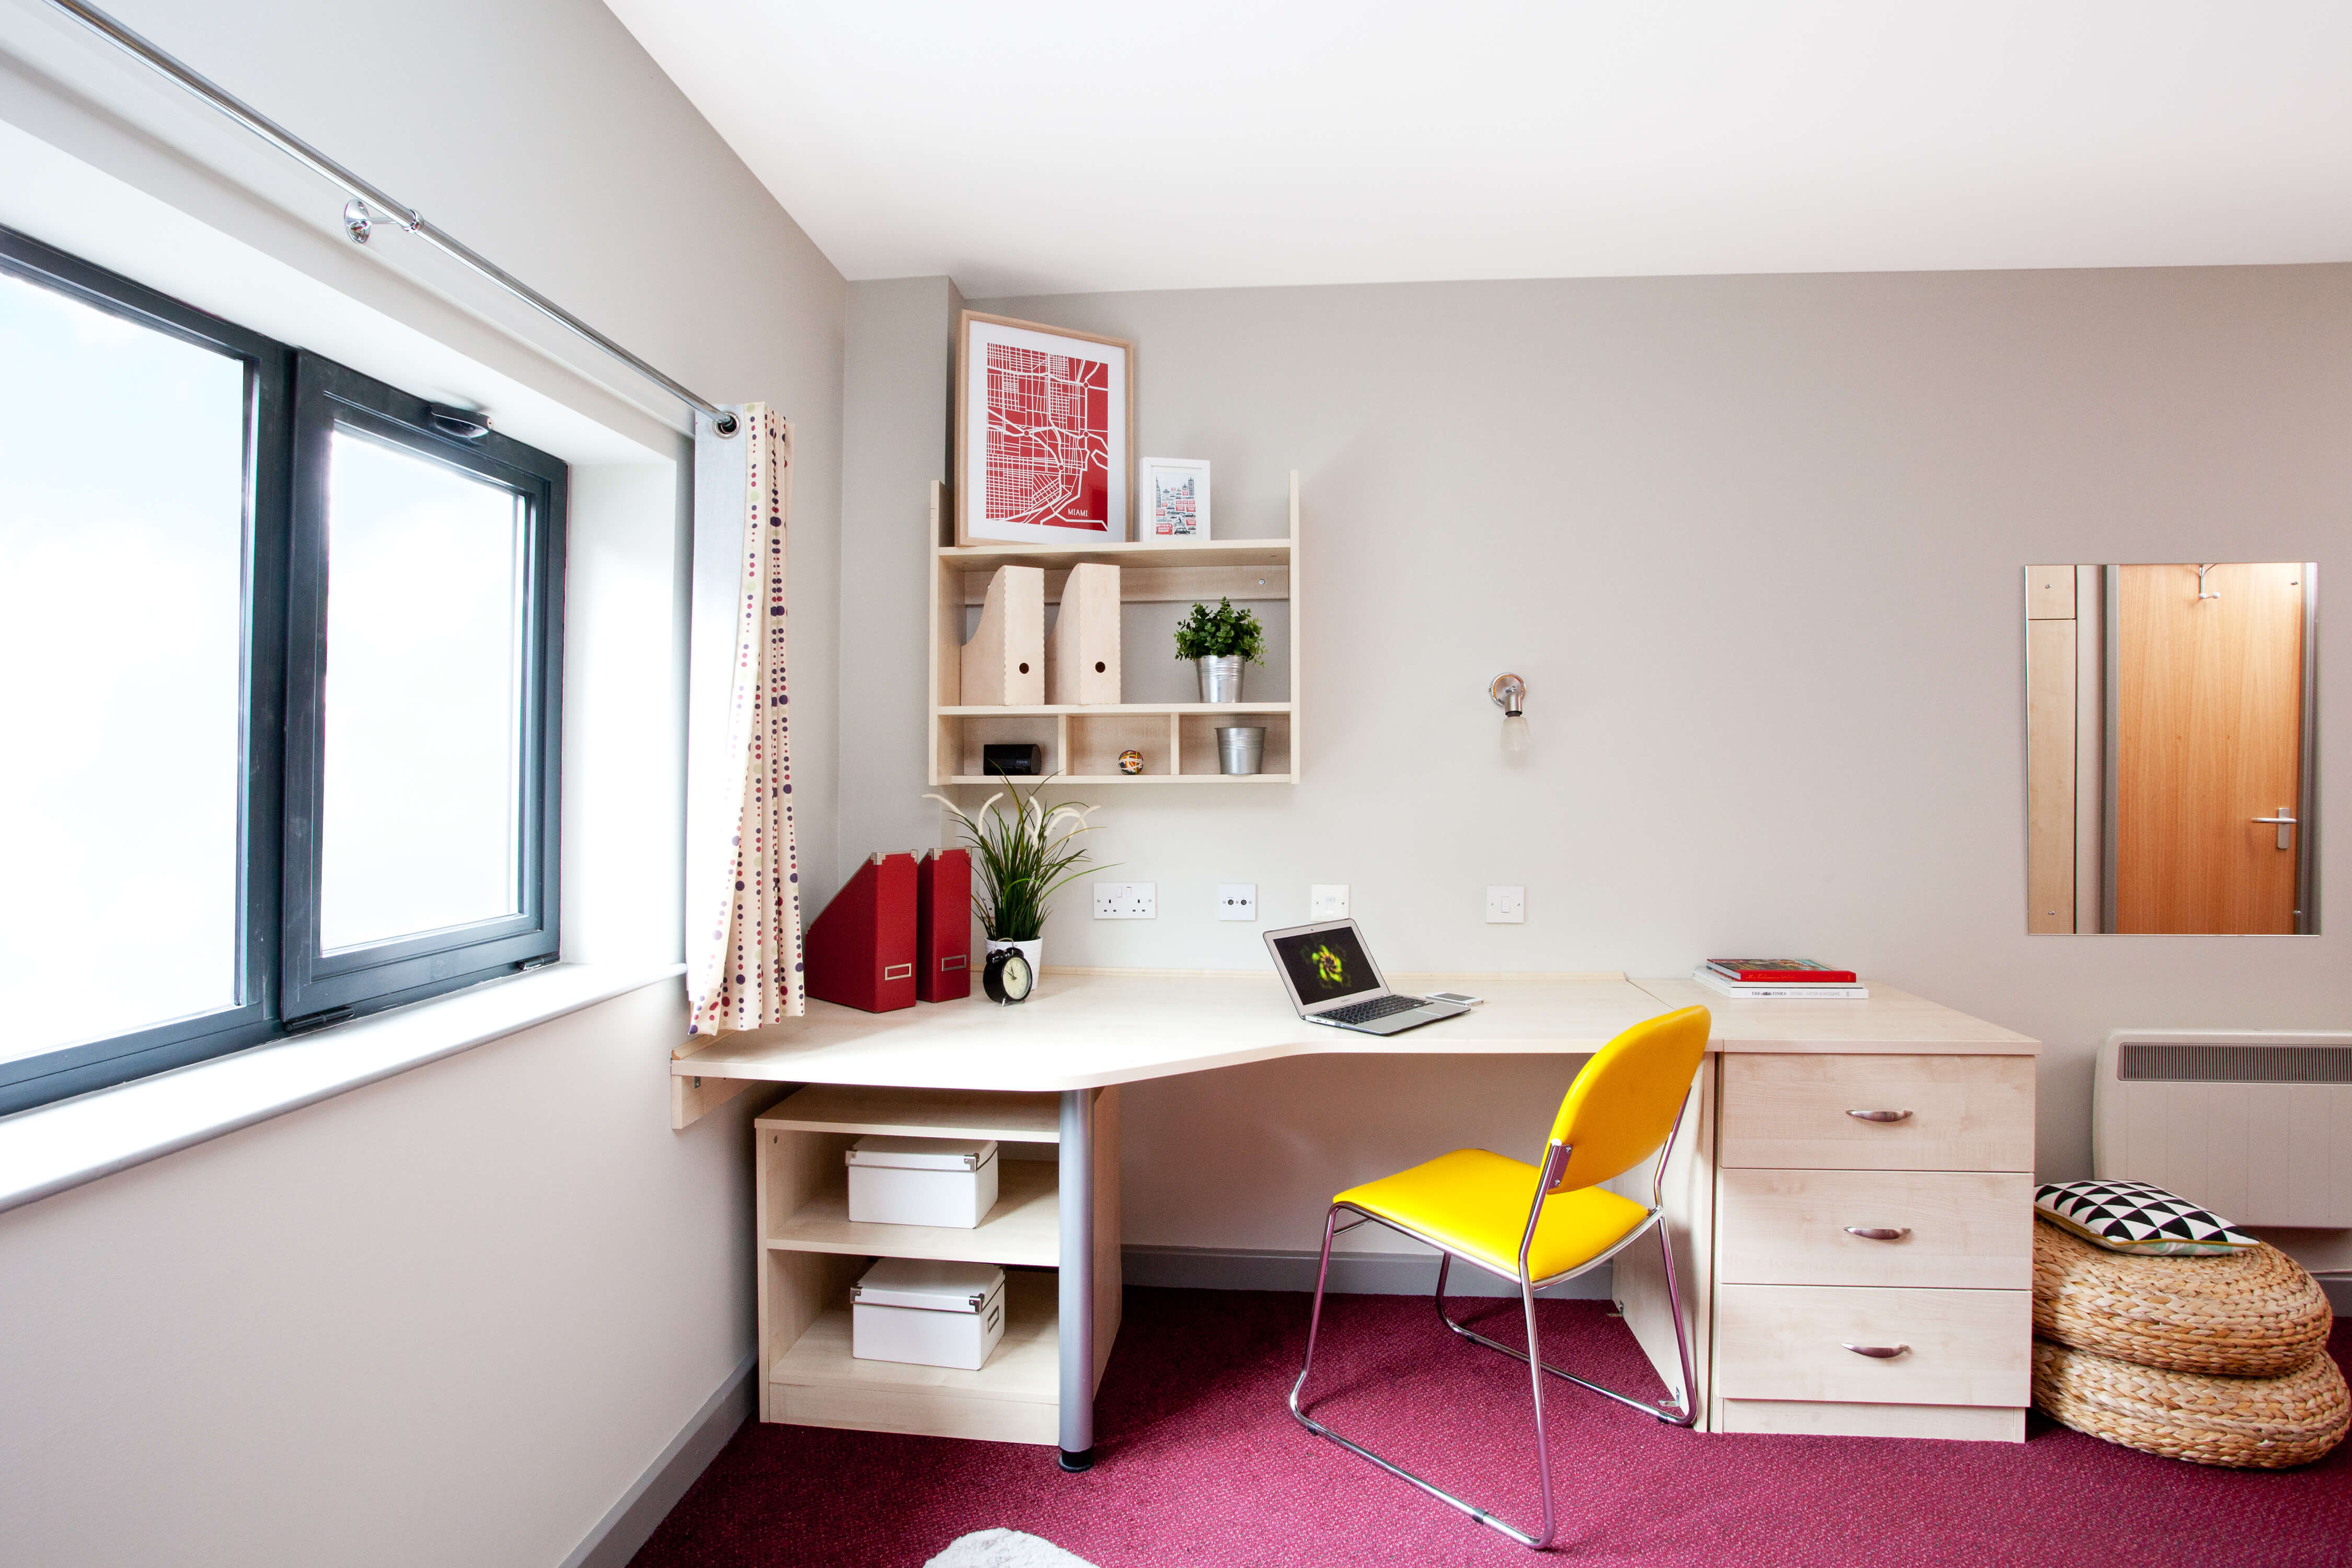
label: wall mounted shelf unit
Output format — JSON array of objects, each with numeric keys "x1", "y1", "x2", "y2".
[{"x1": 928, "y1": 474, "x2": 1301, "y2": 787}]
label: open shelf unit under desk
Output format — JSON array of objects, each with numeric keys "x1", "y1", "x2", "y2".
[
  {"x1": 754, "y1": 1082, "x2": 1121, "y2": 1447},
  {"x1": 928, "y1": 475, "x2": 1302, "y2": 787}
]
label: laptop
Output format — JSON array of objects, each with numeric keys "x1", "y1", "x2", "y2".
[{"x1": 1263, "y1": 919, "x2": 1471, "y2": 1036}]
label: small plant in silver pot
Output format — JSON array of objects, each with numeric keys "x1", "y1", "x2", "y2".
[{"x1": 1174, "y1": 597, "x2": 1265, "y2": 702}]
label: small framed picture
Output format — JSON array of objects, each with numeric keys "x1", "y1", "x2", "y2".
[
  {"x1": 955, "y1": 312, "x2": 1133, "y2": 545},
  {"x1": 1138, "y1": 457, "x2": 1210, "y2": 542}
]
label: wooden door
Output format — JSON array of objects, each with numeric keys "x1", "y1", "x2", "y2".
[{"x1": 2115, "y1": 563, "x2": 2307, "y2": 933}]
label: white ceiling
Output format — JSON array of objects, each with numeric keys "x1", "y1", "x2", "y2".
[{"x1": 602, "y1": 2, "x2": 2352, "y2": 298}]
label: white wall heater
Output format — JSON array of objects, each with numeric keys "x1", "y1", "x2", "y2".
[{"x1": 2094, "y1": 1030, "x2": 2352, "y2": 1228}]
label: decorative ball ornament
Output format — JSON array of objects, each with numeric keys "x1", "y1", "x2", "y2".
[
  {"x1": 982, "y1": 946, "x2": 1035, "y2": 1004},
  {"x1": 1117, "y1": 749, "x2": 1144, "y2": 776}
]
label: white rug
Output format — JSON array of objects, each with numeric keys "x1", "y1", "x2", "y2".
[{"x1": 923, "y1": 1528, "x2": 1102, "y2": 1568}]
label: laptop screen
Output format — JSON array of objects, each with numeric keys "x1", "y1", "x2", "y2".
[{"x1": 1271, "y1": 924, "x2": 1380, "y2": 1006}]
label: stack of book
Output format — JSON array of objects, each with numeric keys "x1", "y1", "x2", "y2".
[{"x1": 1692, "y1": 959, "x2": 1867, "y2": 1000}]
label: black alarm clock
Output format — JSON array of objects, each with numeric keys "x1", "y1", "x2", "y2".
[{"x1": 982, "y1": 946, "x2": 1035, "y2": 1004}]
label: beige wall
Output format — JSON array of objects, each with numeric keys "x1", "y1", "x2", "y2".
[
  {"x1": 837, "y1": 276, "x2": 964, "y2": 881},
  {"x1": 927, "y1": 268, "x2": 2352, "y2": 1254},
  {"x1": 0, "y1": 2, "x2": 846, "y2": 1563},
  {"x1": 0, "y1": 986, "x2": 736, "y2": 1568}
]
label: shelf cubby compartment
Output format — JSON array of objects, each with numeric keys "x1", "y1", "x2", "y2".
[
  {"x1": 771, "y1": 1270, "x2": 1062, "y2": 1444},
  {"x1": 948, "y1": 711, "x2": 1065, "y2": 782},
  {"x1": 1069, "y1": 711, "x2": 1175, "y2": 779},
  {"x1": 753, "y1": 1084, "x2": 1119, "y2": 1446},
  {"x1": 1178, "y1": 710, "x2": 1292, "y2": 780},
  {"x1": 928, "y1": 475, "x2": 1302, "y2": 787}
]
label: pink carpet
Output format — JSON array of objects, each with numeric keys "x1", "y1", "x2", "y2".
[{"x1": 631, "y1": 1288, "x2": 2351, "y2": 1567}]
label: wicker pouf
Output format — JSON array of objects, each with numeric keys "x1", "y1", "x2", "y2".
[
  {"x1": 2033, "y1": 1220, "x2": 2332, "y2": 1376},
  {"x1": 2033, "y1": 1340, "x2": 2349, "y2": 1468}
]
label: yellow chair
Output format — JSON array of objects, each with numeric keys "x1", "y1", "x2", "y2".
[{"x1": 1286, "y1": 1005, "x2": 1711, "y2": 1551}]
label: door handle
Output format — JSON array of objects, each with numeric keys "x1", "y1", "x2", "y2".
[
  {"x1": 1842, "y1": 1343, "x2": 1911, "y2": 1359},
  {"x1": 2252, "y1": 808, "x2": 2297, "y2": 851},
  {"x1": 1846, "y1": 1109, "x2": 1912, "y2": 1123},
  {"x1": 1844, "y1": 1226, "x2": 1911, "y2": 1242}
]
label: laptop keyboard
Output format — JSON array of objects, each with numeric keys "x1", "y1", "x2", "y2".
[{"x1": 1321, "y1": 994, "x2": 1432, "y2": 1025}]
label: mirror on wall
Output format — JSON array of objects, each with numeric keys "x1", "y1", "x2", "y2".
[{"x1": 2025, "y1": 563, "x2": 2318, "y2": 935}]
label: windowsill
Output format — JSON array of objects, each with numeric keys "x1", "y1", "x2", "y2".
[{"x1": 0, "y1": 961, "x2": 686, "y2": 1217}]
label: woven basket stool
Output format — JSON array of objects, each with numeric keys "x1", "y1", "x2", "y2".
[
  {"x1": 2033, "y1": 1340, "x2": 2348, "y2": 1468},
  {"x1": 2033, "y1": 1220, "x2": 2332, "y2": 1376}
]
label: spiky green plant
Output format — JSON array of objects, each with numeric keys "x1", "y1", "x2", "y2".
[{"x1": 923, "y1": 770, "x2": 1106, "y2": 942}]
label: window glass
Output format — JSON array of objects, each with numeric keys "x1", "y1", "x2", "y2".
[
  {"x1": 0, "y1": 269, "x2": 247, "y2": 1060},
  {"x1": 317, "y1": 429, "x2": 527, "y2": 951}
]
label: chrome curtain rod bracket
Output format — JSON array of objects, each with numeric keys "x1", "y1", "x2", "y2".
[{"x1": 46, "y1": 0, "x2": 742, "y2": 439}]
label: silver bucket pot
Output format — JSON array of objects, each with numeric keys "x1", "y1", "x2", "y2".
[
  {"x1": 1216, "y1": 725, "x2": 1265, "y2": 775},
  {"x1": 1195, "y1": 655, "x2": 1244, "y2": 703}
]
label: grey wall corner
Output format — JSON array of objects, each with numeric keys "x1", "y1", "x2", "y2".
[{"x1": 836, "y1": 278, "x2": 967, "y2": 881}]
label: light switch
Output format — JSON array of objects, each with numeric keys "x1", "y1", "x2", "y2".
[
  {"x1": 1310, "y1": 884, "x2": 1348, "y2": 919},
  {"x1": 1218, "y1": 884, "x2": 1258, "y2": 921},
  {"x1": 1485, "y1": 885, "x2": 1525, "y2": 924}
]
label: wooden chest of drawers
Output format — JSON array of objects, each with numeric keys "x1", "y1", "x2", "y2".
[
  {"x1": 1607, "y1": 984, "x2": 2039, "y2": 1444},
  {"x1": 1713, "y1": 1053, "x2": 2035, "y2": 1439}
]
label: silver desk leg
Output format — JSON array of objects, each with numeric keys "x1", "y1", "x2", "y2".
[{"x1": 1057, "y1": 1087, "x2": 1095, "y2": 1471}]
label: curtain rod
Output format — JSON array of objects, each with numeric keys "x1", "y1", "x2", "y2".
[{"x1": 45, "y1": 0, "x2": 741, "y2": 437}]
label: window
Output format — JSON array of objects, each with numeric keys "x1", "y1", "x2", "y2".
[
  {"x1": 281, "y1": 357, "x2": 564, "y2": 1019},
  {"x1": 0, "y1": 225, "x2": 564, "y2": 1115}
]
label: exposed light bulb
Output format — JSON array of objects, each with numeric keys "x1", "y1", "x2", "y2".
[{"x1": 1490, "y1": 673, "x2": 1531, "y2": 756}]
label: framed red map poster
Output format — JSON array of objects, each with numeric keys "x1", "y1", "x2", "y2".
[{"x1": 955, "y1": 311, "x2": 1132, "y2": 545}]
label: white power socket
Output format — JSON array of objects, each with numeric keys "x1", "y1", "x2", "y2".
[
  {"x1": 1218, "y1": 883, "x2": 1258, "y2": 921},
  {"x1": 1311, "y1": 884, "x2": 1349, "y2": 919},
  {"x1": 1093, "y1": 881, "x2": 1156, "y2": 919},
  {"x1": 1485, "y1": 885, "x2": 1526, "y2": 924}
]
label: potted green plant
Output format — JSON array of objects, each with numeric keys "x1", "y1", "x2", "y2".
[
  {"x1": 924, "y1": 770, "x2": 1103, "y2": 976},
  {"x1": 1173, "y1": 596, "x2": 1266, "y2": 702}
]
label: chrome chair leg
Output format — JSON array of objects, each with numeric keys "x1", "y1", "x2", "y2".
[
  {"x1": 1287, "y1": 1205, "x2": 1340, "y2": 1429},
  {"x1": 1654, "y1": 1221, "x2": 1699, "y2": 1428},
  {"x1": 1519, "y1": 1269, "x2": 1558, "y2": 1549},
  {"x1": 1289, "y1": 1205, "x2": 1555, "y2": 1549},
  {"x1": 1433, "y1": 1232, "x2": 1699, "y2": 1427}
]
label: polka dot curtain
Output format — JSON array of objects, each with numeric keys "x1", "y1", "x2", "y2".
[{"x1": 686, "y1": 405, "x2": 804, "y2": 1035}]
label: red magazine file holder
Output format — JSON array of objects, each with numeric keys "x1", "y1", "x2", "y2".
[
  {"x1": 917, "y1": 849, "x2": 972, "y2": 1002},
  {"x1": 804, "y1": 852, "x2": 917, "y2": 1012}
]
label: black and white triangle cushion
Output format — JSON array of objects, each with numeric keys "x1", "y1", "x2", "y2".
[{"x1": 2035, "y1": 1179, "x2": 2256, "y2": 1256}]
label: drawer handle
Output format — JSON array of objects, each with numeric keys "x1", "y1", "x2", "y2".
[
  {"x1": 1844, "y1": 1226, "x2": 1911, "y2": 1242},
  {"x1": 1846, "y1": 1109, "x2": 1912, "y2": 1123},
  {"x1": 1842, "y1": 1343, "x2": 1911, "y2": 1359}
]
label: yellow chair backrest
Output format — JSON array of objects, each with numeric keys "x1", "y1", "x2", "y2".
[{"x1": 1544, "y1": 1006, "x2": 1711, "y2": 1191}]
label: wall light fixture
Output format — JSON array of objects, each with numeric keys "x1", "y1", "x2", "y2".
[{"x1": 1490, "y1": 673, "x2": 1530, "y2": 754}]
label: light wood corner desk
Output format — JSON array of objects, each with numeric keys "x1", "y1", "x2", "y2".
[{"x1": 671, "y1": 971, "x2": 2037, "y2": 1468}]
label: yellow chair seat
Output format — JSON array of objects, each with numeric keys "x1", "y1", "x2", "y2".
[{"x1": 1335, "y1": 1147, "x2": 1651, "y2": 1283}]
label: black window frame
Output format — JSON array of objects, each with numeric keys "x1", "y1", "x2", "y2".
[
  {"x1": 0, "y1": 225, "x2": 565, "y2": 1116},
  {"x1": 281, "y1": 353, "x2": 565, "y2": 1021}
]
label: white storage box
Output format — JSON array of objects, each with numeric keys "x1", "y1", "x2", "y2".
[
  {"x1": 851, "y1": 1258, "x2": 1007, "y2": 1370},
  {"x1": 845, "y1": 1135, "x2": 999, "y2": 1228}
]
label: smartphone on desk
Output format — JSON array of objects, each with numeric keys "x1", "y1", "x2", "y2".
[{"x1": 1424, "y1": 991, "x2": 1482, "y2": 1006}]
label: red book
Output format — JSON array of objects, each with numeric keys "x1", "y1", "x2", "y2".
[
  {"x1": 805, "y1": 852, "x2": 918, "y2": 1012},
  {"x1": 1705, "y1": 959, "x2": 1858, "y2": 985},
  {"x1": 916, "y1": 848, "x2": 972, "y2": 1002}
]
